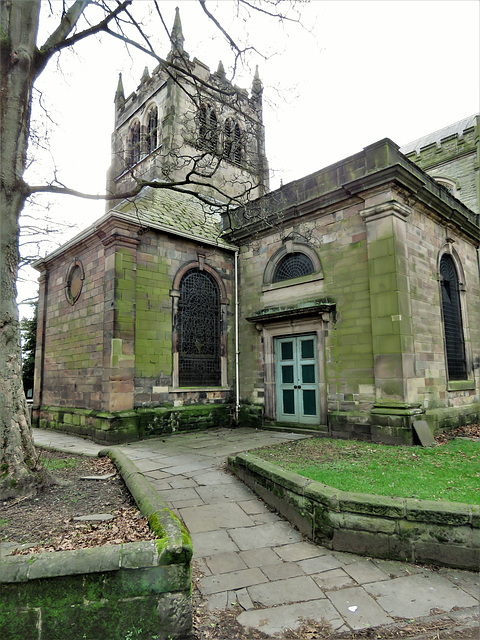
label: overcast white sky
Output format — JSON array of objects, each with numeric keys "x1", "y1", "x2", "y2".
[{"x1": 19, "y1": 0, "x2": 480, "y2": 314}]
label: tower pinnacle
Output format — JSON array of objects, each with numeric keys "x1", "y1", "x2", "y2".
[
  {"x1": 115, "y1": 72, "x2": 125, "y2": 108},
  {"x1": 170, "y1": 7, "x2": 184, "y2": 53}
]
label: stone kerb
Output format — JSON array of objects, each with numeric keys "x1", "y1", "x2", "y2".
[
  {"x1": 228, "y1": 453, "x2": 480, "y2": 572},
  {"x1": 0, "y1": 450, "x2": 193, "y2": 640}
]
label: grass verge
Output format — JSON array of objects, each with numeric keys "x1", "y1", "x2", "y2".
[{"x1": 252, "y1": 438, "x2": 480, "y2": 504}]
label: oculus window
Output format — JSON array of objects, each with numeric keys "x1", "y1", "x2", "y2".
[{"x1": 65, "y1": 260, "x2": 84, "y2": 305}]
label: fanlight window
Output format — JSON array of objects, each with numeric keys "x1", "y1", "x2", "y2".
[
  {"x1": 224, "y1": 118, "x2": 243, "y2": 163},
  {"x1": 146, "y1": 106, "x2": 158, "y2": 154},
  {"x1": 129, "y1": 121, "x2": 141, "y2": 165},
  {"x1": 440, "y1": 254, "x2": 467, "y2": 380},
  {"x1": 177, "y1": 269, "x2": 221, "y2": 386},
  {"x1": 273, "y1": 253, "x2": 315, "y2": 283},
  {"x1": 198, "y1": 104, "x2": 218, "y2": 152}
]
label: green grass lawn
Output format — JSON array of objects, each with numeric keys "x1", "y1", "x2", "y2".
[{"x1": 252, "y1": 437, "x2": 480, "y2": 505}]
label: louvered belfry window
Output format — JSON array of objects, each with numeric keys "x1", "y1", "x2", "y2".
[
  {"x1": 273, "y1": 253, "x2": 315, "y2": 283},
  {"x1": 178, "y1": 269, "x2": 221, "y2": 386},
  {"x1": 440, "y1": 255, "x2": 467, "y2": 380}
]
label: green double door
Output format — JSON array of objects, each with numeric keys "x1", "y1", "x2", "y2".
[{"x1": 275, "y1": 335, "x2": 319, "y2": 424}]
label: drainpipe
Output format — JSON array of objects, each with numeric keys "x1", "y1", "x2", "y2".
[{"x1": 235, "y1": 249, "x2": 240, "y2": 424}]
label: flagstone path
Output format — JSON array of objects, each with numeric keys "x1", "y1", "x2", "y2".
[{"x1": 33, "y1": 427, "x2": 479, "y2": 637}]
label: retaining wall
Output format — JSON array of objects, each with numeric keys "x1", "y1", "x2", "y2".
[
  {"x1": 228, "y1": 453, "x2": 480, "y2": 571},
  {"x1": 0, "y1": 450, "x2": 193, "y2": 640}
]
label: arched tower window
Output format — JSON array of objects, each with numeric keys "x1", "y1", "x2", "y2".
[
  {"x1": 440, "y1": 254, "x2": 467, "y2": 380},
  {"x1": 177, "y1": 269, "x2": 221, "y2": 386},
  {"x1": 273, "y1": 253, "x2": 315, "y2": 283},
  {"x1": 128, "y1": 121, "x2": 141, "y2": 165},
  {"x1": 146, "y1": 106, "x2": 158, "y2": 154},
  {"x1": 198, "y1": 103, "x2": 218, "y2": 152},
  {"x1": 233, "y1": 122, "x2": 242, "y2": 163},
  {"x1": 224, "y1": 118, "x2": 243, "y2": 164}
]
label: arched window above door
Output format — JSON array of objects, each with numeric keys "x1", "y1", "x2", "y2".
[
  {"x1": 263, "y1": 242, "x2": 322, "y2": 287},
  {"x1": 273, "y1": 253, "x2": 315, "y2": 283}
]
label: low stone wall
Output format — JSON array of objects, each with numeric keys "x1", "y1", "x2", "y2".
[
  {"x1": 32, "y1": 403, "x2": 231, "y2": 443},
  {"x1": 0, "y1": 450, "x2": 193, "y2": 640},
  {"x1": 228, "y1": 453, "x2": 480, "y2": 571}
]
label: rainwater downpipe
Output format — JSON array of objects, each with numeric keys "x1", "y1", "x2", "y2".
[{"x1": 234, "y1": 249, "x2": 240, "y2": 424}]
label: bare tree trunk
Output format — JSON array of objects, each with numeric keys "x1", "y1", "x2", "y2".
[{"x1": 0, "y1": 0, "x2": 42, "y2": 498}]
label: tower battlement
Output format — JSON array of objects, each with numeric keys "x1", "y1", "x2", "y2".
[{"x1": 106, "y1": 8, "x2": 269, "y2": 209}]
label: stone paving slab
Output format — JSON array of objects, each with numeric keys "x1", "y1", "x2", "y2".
[
  {"x1": 261, "y1": 561, "x2": 305, "y2": 581},
  {"x1": 248, "y1": 575, "x2": 325, "y2": 607},
  {"x1": 191, "y1": 530, "x2": 239, "y2": 556},
  {"x1": 199, "y1": 568, "x2": 267, "y2": 595},
  {"x1": 343, "y1": 559, "x2": 390, "y2": 584},
  {"x1": 326, "y1": 586, "x2": 394, "y2": 630},
  {"x1": 205, "y1": 552, "x2": 248, "y2": 575},
  {"x1": 189, "y1": 470, "x2": 238, "y2": 485},
  {"x1": 437, "y1": 567, "x2": 480, "y2": 599},
  {"x1": 228, "y1": 522, "x2": 303, "y2": 551},
  {"x1": 179, "y1": 503, "x2": 254, "y2": 533},
  {"x1": 363, "y1": 573, "x2": 479, "y2": 618},
  {"x1": 312, "y1": 568, "x2": 356, "y2": 591},
  {"x1": 237, "y1": 599, "x2": 347, "y2": 637},
  {"x1": 195, "y1": 483, "x2": 255, "y2": 503},
  {"x1": 156, "y1": 487, "x2": 200, "y2": 504},
  {"x1": 274, "y1": 541, "x2": 326, "y2": 562},
  {"x1": 298, "y1": 553, "x2": 344, "y2": 574}
]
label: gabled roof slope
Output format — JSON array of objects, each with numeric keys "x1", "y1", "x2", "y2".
[{"x1": 112, "y1": 184, "x2": 233, "y2": 247}]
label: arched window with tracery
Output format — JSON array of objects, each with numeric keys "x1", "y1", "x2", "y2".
[
  {"x1": 273, "y1": 253, "x2": 315, "y2": 283},
  {"x1": 224, "y1": 118, "x2": 243, "y2": 164},
  {"x1": 146, "y1": 106, "x2": 158, "y2": 154},
  {"x1": 440, "y1": 254, "x2": 467, "y2": 380},
  {"x1": 177, "y1": 269, "x2": 221, "y2": 386},
  {"x1": 128, "y1": 121, "x2": 141, "y2": 165},
  {"x1": 198, "y1": 103, "x2": 218, "y2": 152}
]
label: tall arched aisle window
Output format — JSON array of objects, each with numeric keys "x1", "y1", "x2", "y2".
[
  {"x1": 177, "y1": 269, "x2": 221, "y2": 386},
  {"x1": 440, "y1": 254, "x2": 467, "y2": 380}
]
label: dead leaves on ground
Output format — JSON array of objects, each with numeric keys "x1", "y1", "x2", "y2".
[{"x1": 12, "y1": 506, "x2": 154, "y2": 555}]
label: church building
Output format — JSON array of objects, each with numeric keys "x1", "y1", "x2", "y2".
[{"x1": 32, "y1": 11, "x2": 480, "y2": 445}]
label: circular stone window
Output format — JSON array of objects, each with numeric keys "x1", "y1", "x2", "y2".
[{"x1": 65, "y1": 260, "x2": 84, "y2": 305}]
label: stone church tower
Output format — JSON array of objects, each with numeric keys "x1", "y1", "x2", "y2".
[{"x1": 106, "y1": 8, "x2": 269, "y2": 208}]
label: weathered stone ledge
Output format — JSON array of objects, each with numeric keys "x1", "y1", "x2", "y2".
[
  {"x1": 32, "y1": 403, "x2": 231, "y2": 443},
  {"x1": 228, "y1": 452, "x2": 480, "y2": 571},
  {"x1": 0, "y1": 449, "x2": 193, "y2": 640}
]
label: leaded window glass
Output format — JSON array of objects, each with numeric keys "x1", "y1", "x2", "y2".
[
  {"x1": 273, "y1": 253, "x2": 315, "y2": 283},
  {"x1": 224, "y1": 118, "x2": 243, "y2": 163},
  {"x1": 198, "y1": 104, "x2": 218, "y2": 152},
  {"x1": 440, "y1": 255, "x2": 467, "y2": 380},
  {"x1": 146, "y1": 106, "x2": 158, "y2": 154},
  {"x1": 129, "y1": 122, "x2": 141, "y2": 165},
  {"x1": 178, "y1": 269, "x2": 221, "y2": 386}
]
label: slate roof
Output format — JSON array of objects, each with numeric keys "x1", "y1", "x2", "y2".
[
  {"x1": 400, "y1": 114, "x2": 477, "y2": 156},
  {"x1": 112, "y1": 184, "x2": 234, "y2": 248}
]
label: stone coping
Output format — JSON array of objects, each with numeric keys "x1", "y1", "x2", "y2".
[
  {"x1": 228, "y1": 453, "x2": 480, "y2": 571},
  {"x1": 0, "y1": 448, "x2": 192, "y2": 583},
  {"x1": 0, "y1": 449, "x2": 193, "y2": 640}
]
